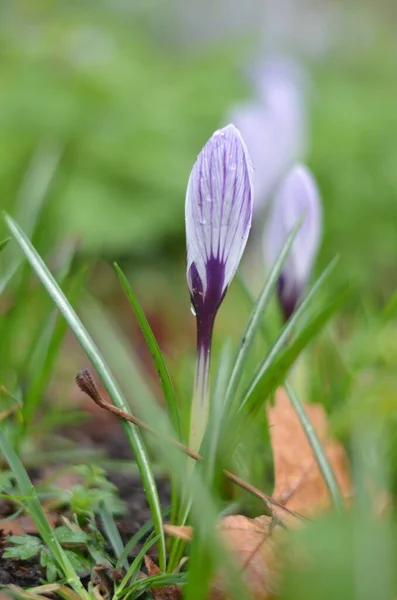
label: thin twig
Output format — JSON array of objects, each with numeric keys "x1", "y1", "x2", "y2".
[{"x1": 76, "y1": 370, "x2": 306, "y2": 522}]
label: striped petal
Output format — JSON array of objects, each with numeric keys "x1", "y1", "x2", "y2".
[{"x1": 186, "y1": 124, "x2": 253, "y2": 322}]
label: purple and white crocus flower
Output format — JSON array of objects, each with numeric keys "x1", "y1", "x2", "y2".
[
  {"x1": 264, "y1": 164, "x2": 322, "y2": 321},
  {"x1": 228, "y1": 57, "x2": 307, "y2": 214},
  {"x1": 186, "y1": 124, "x2": 253, "y2": 450}
]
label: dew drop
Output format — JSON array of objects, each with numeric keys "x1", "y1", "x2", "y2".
[
  {"x1": 199, "y1": 217, "x2": 207, "y2": 225},
  {"x1": 206, "y1": 195, "x2": 212, "y2": 203},
  {"x1": 229, "y1": 164, "x2": 237, "y2": 172},
  {"x1": 190, "y1": 303, "x2": 196, "y2": 316}
]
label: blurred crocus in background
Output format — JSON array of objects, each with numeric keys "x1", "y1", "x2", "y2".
[
  {"x1": 228, "y1": 57, "x2": 308, "y2": 214},
  {"x1": 186, "y1": 124, "x2": 253, "y2": 450},
  {"x1": 264, "y1": 164, "x2": 322, "y2": 321}
]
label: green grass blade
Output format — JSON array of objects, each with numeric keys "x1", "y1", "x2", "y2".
[
  {"x1": 284, "y1": 382, "x2": 344, "y2": 511},
  {"x1": 0, "y1": 144, "x2": 62, "y2": 295},
  {"x1": 115, "y1": 533, "x2": 159, "y2": 597},
  {"x1": 79, "y1": 295, "x2": 251, "y2": 600},
  {"x1": 23, "y1": 255, "x2": 84, "y2": 426},
  {"x1": 240, "y1": 257, "x2": 340, "y2": 409},
  {"x1": 0, "y1": 237, "x2": 11, "y2": 253},
  {"x1": 5, "y1": 213, "x2": 167, "y2": 572},
  {"x1": 116, "y1": 514, "x2": 160, "y2": 570},
  {"x1": 220, "y1": 282, "x2": 348, "y2": 458},
  {"x1": 225, "y1": 222, "x2": 300, "y2": 406},
  {"x1": 113, "y1": 263, "x2": 181, "y2": 439},
  {"x1": 0, "y1": 430, "x2": 88, "y2": 597},
  {"x1": 241, "y1": 285, "x2": 349, "y2": 412},
  {"x1": 123, "y1": 572, "x2": 185, "y2": 597},
  {"x1": 99, "y1": 502, "x2": 128, "y2": 569},
  {"x1": 223, "y1": 287, "x2": 349, "y2": 457}
]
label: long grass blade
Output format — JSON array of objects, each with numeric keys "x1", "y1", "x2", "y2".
[
  {"x1": 240, "y1": 257, "x2": 340, "y2": 409},
  {"x1": 0, "y1": 144, "x2": 62, "y2": 294},
  {"x1": 115, "y1": 533, "x2": 159, "y2": 597},
  {"x1": 113, "y1": 263, "x2": 181, "y2": 439},
  {"x1": 5, "y1": 213, "x2": 167, "y2": 572},
  {"x1": 99, "y1": 502, "x2": 128, "y2": 569},
  {"x1": 116, "y1": 515, "x2": 158, "y2": 570},
  {"x1": 23, "y1": 252, "x2": 84, "y2": 426},
  {"x1": 225, "y1": 222, "x2": 300, "y2": 406},
  {"x1": 284, "y1": 382, "x2": 344, "y2": 511}
]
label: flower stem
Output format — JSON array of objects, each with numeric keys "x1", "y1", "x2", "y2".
[{"x1": 189, "y1": 346, "x2": 211, "y2": 454}]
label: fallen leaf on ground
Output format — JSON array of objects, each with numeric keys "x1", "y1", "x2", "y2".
[
  {"x1": 143, "y1": 555, "x2": 182, "y2": 599},
  {"x1": 165, "y1": 515, "x2": 280, "y2": 600},
  {"x1": 2, "y1": 512, "x2": 57, "y2": 536},
  {"x1": 267, "y1": 388, "x2": 352, "y2": 517},
  {"x1": 163, "y1": 524, "x2": 193, "y2": 542}
]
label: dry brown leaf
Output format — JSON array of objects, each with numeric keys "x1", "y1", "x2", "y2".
[
  {"x1": 165, "y1": 515, "x2": 281, "y2": 600},
  {"x1": 267, "y1": 388, "x2": 352, "y2": 517},
  {"x1": 163, "y1": 524, "x2": 193, "y2": 542},
  {"x1": 143, "y1": 555, "x2": 182, "y2": 599},
  {"x1": 212, "y1": 515, "x2": 279, "y2": 600}
]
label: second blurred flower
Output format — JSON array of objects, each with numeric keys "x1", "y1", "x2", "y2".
[{"x1": 264, "y1": 164, "x2": 322, "y2": 321}]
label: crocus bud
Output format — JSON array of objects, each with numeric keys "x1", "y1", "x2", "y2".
[
  {"x1": 228, "y1": 57, "x2": 307, "y2": 214},
  {"x1": 186, "y1": 124, "x2": 254, "y2": 354},
  {"x1": 264, "y1": 164, "x2": 322, "y2": 321}
]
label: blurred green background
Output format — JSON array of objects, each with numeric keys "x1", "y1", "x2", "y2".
[{"x1": 0, "y1": 0, "x2": 396, "y2": 297}]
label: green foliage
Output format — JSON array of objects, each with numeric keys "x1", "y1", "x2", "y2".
[
  {"x1": 4, "y1": 535, "x2": 42, "y2": 561},
  {"x1": 5, "y1": 524, "x2": 104, "y2": 584},
  {"x1": 114, "y1": 263, "x2": 181, "y2": 439},
  {"x1": 281, "y1": 512, "x2": 397, "y2": 600},
  {"x1": 0, "y1": 1, "x2": 244, "y2": 256},
  {"x1": 311, "y1": 35, "x2": 397, "y2": 300},
  {"x1": 6, "y1": 212, "x2": 167, "y2": 572}
]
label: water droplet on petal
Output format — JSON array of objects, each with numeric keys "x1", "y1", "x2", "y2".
[
  {"x1": 229, "y1": 164, "x2": 237, "y2": 172},
  {"x1": 190, "y1": 303, "x2": 196, "y2": 316},
  {"x1": 199, "y1": 217, "x2": 207, "y2": 225},
  {"x1": 206, "y1": 195, "x2": 212, "y2": 203}
]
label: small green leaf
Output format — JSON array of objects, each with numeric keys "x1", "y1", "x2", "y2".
[
  {"x1": 4, "y1": 536, "x2": 42, "y2": 560},
  {"x1": 64, "y1": 550, "x2": 89, "y2": 574},
  {"x1": 4, "y1": 546, "x2": 39, "y2": 560},
  {"x1": 8, "y1": 534, "x2": 42, "y2": 547},
  {"x1": 40, "y1": 547, "x2": 61, "y2": 583},
  {"x1": 46, "y1": 561, "x2": 59, "y2": 583},
  {"x1": 54, "y1": 525, "x2": 90, "y2": 546}
]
